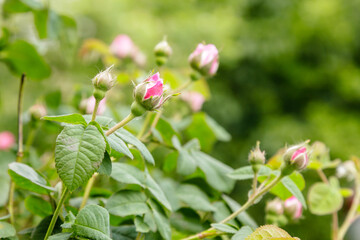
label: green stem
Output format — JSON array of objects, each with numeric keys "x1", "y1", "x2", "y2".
[
  {"x1": 8, "y1": 74, "x2": 26, "y2": 225},
  {"x1": 140, "y1": 110, "x2": 162, "y2": 141},
  {"x1": 182, "y1": 173, "x2": 284, "y2": 240},
  {"x1": 251, "y1": 172, "x2": 258, "y2": 196},
  {"x1": 79, "y1": 172, "x2": 98, "y2": 210},
  {"x1": 136, "y1": 232, "x2": 142, "y2": 240},
  {"x1": 136, "y1": 112, "x2": 152, "y2": 138},
  {"x1": 337, "y1": 173, "x2": 360, "y2": 240},
  {"x1": 172, "y1": 79, "x2": 192, "y2": 94},
  {"x1": 44, "y1": 186, "x2": 69, "y2": 240},
  {"x1": 25, "y1": 127, "x2": 36, "y2": 153},
  {"x1": 91, "y1": 99, "x2": 100, "y2": 122},
  {"x1": 106, "y1": 113, "x2": 135, "y2": 136}
]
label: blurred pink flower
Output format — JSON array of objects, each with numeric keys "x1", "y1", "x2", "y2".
[
  {"x1": 291, "y1": 147, "x2": 308, "y2": 170},
  {"x1": 181, "y1": 91, "x2": 205, "y2": 112},
  {"x1": 0, "y1": 131, "x2": 15, "y2": 150},
  {"x1": 144, "y1": 72, "x2": 164, "y2": 100},
  {"x1": 284, "y1": 196, "x2": 302, "y2": 219},
  {"x1": 189, "y1": 43, "x2": 219, "y2": 76},
  {"x1": 109, "y1": 34, "x2": 136, "y2": 58},
  {"x1": 85, "y1": 96, "x2": 106, "y2": 115}
]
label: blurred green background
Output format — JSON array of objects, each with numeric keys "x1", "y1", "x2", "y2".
[{"x1": 1, "y1": 0, "x2": 360, "y2": 239}]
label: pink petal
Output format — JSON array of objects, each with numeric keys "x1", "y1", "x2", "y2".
[
  {"x1": 188, "y1": 43, "x2": 205, "y2": 61},
  {"x1": 199, "y1": 44, "x2": 219, "y2": 67},
  {"x1": 291, "y1": 147, "x2": 307, "y2": 161},
  {"x1": 0, "y1": 131, "x2": 15, "y2": 150},
  {"x1": 181, "y1": 92, "x2": 205, "y2": 112},
  {"x1": 109, "y1": 34, "x2": 135, "y2": 58},
  {"x1": 86, "y1": 96, "x2": 106, "y2": 115},
  {"x1": 144, "y1": 73, "x2": 164, "y2": 100},
  {"x1": 209, "y1": 57, "x2": 219, "y2": 75}
]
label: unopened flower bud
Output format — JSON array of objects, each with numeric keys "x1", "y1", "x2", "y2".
[
  {"x1": 154, "y1": 38, "x2": 172, "y2": 58},
  {"x1": 181, "y1": 91, "x2": 205, "y2": 112},
  {"x1": 249, "y1": 141, "x2": 266, "y2": 165},
  {"x1": 132, "y1": 72, "x2": 173, "y2": 116},
  {"x1": 336, "y1": 160, "x2": 357, "y2": 181},
  {"x1": 266, "y1": 198, "x2": 284, "y2": 215},
  {"x1": 310, "y1": 141, "x2": 330, "y2": 163},
  {"x1": 29, "y1": 104, "x2": 47, "y2": 121},
  {"x1": 0, "y1": 131, "x2": 15, "y2": 150},
  {"x1": 80, "y1": 96, "x2": 106, "y2": 115},
  {"x1": 282, "y1": 143, "x2": 309, "y2": 174},
  {"x1": 110, "y1": 34, "x2": 136, "y2": 59},
  {"x1": 284, "y1": 196, "x2": 302, "y2": 220},
  {"x1": 92, "y1": 65, "x2": 115, "y2": 101},
  {"x1": 189, "y1": 43, "x2": 219, "y2": 77}
]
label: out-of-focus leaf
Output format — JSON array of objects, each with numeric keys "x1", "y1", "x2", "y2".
[
  {"x1": 211, "y1": 223, "x2": 237, "y2": 234},
  {"x1": 106, "y1": 190, "x2": 149, "y2": 217},
  {"x1": 48, "y1": 232, "x2": 73, "y2": 240},
  {"x1": 98, "y1": 151, "x2": 112, "y2": 176},
  {"x1": 31, "y1": 215, "x2": 62, "y2": 239},
  {"x1": 55, "y1": 124, "x2": 106, "y2": 191},
  {"x1": 110, "y1": 162, "x2": 145, "y2": 187},
  {"x1": 340, "y1": 188, "x2": 353, "y2": 198},
  {"x1": 281, "y1": 176, "x2": 307, "y2": 209},
  {"x1": 232, "y1": 226, "x2": 253, "y2": 240},
  {"x1": 33, "y1": 9, "x2": 61, "y2": 39},
  {"x1": 25, "y1": 195, "x2": 52, "y2": 217},
  {"x1": 134, "y1": 216, "x2": 150, "y2": 233},
  {"x1": 107, "y1": 133, "x2": 133, "y2": 159},
  {"x1": 308, "y1": 182, "x2": 343, "y2": 215},
  {"x1": 228, "y1": 165, "x2": 272, "y2": 180},
  {"x1": 148, "y1": 200, "x2": 171, "y2": 240},
  {"x1": 42, "y1": 114, "x2": 87, "y2": 126},
  {"x1": 153, "y1": 116, "x2": 180, "y2": 146},
  {"x1": 222, "y1": 195, "x2": 258, "y2": 229},
  {"x1": 1, "y1": 40, "x2": 51, "y2": 80},
  {"x1": 157, "y1": 178, "x2": 181, "y2": 211},
  {"x1": 213, "y1": 201, "x2": 237, "y2": 226},
  {"x1": 0, "y1": 221, "x2": 16, "y2": 238},
  {"x1": 145, "y1": 172, "x2": 172, "y2": 211},
  {"x1": 177, "y1": 184, "x2": 216, "y2": 212},
  {"x1": 73, "y1": 205, "x2": 111, "y2": 240},
  {"x1": 0, "y1": 151, "x2": 14, "y2": 206},
  {"x1": 205, "y1": 114, "x2": 231, "y2": 142},
  {"x1": 8, "y1": 162, "x2": 55, "y2": 194},
  {"x1": 110, "y1": 225, "x2": 138, "y2": 240},
  {"x1": 245, "y1": 225, "x2": 297, "y2": 240}
]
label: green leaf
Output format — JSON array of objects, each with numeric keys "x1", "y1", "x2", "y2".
[
  {"x1": 205, "y1": 114, "x2": 231, "y2": 142},
  {"x1": 308, "y1": 182, "x2": 343, "y2": 215},
  {"x1": 177, "y1": 184, "x2": 216, "y2": 212},
  {"x1": 115, "y1": 129, "x2": 154, "y2": 165},
  {"x1": 3, "y1": 0, "x2": 34, "y2": 13},
  {"x1": 48, "y1": 232, "x2": 73, "y2": 240},
  {"x1": 153, "y1": 116, "x2": 179, "y2": 146},
  {"x1": 61, "y1": 211, "x2": 76, "y2": 230},
  {"x1": 106, "y1": 190, "x2": 149, "y2": 217},
  {"x1": 222, "y1": 195, "x2": 258, "y2": 229},
  {"x1": 228, "y1": 166, "x2": 272, "y2": 180},
  {"x1": 135, "y1": 216, "x2": 150, "y2": 233},
  {"x1": 244, "y1": 225, "x2": 296, "y2": 240},
  {"x1": 0, "y1": 151, "x2": 15, "y2": 206},
  {"x1": 148, "y1": 200, "x2": 171, "y2": 240},
  {"x1": 213, "y1": 201, "x2": 237, "y2": 226},
  {"x1": 211, "y1": 223, "x2": 237, "y2": 234},
  {"x1": 0, "y1": 221, "x2": 16, "y2": 238},
  {"x1": 31, "y1": 215, "x2": 63, "y2": 239},
  {"x1": 89, "y1": 121, "x2": 110, "y2": 152},
  {"x1": 157, "y1": 178, "x2": 181, "y2": 212},
  {"x1": 33, "y1": 9, "x2": 61, "y2": 39},
  {"x1": 264, "y1": 172, "x2": 305, "y2": 201},
  {"x1": 145, "y1": 172, "x2": 172, "y2": 211},
  {"x1": 25, "y1": 195, "x2": 52, "y2": 217},
  {"x1": 111, "y1": 226, "x2": 138, "y2": 240},
  {"x1": 74, "y1": 205, "x2": 111, "y2": 240},
  {"x1": 232, "y1": 226, "x2": 253, "y2": 240},
  {"x1": 98, "y1": 151, "x2": 112, "y2": 176},
  {"x1": 192, "y1": 151, "x2": 235, "y2": 193},
  {"x1": 281, "y1": 176, "x2": 307, "y2": 209},
  {"x1": 8, "y1": 162, "x2": 55, "y2": 194},
  {"x1": 177, "y1": 149, "x2": 197, "y2": 175},
  {"x1": 42, "y1": 114, "x2": 87, "y2": 126},
  {"x1": 1, "y1": 40, "x2": 51, "y2": 79},
  {"x1": 55, "y1": 124, "x2": 106, "y2": 191},
  {"x1": 107, "y1": 133, "x2": 133, "y2": 159},
  {"x1": 111, "y1": 163, "x2": 145, "y2": 187},
  {"x1": 340, "y1": 188, "x2": 354, "y2": 198}
]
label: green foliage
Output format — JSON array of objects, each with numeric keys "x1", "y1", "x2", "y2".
[
  {"x1": 25, "y1": 195, "x2": 53, "y2": 217},
  {"x1": 55, "y1": 124, "x2": 106, "y2": 191},
  {"x1": 244, "y1": 225, "x2": 296, "y2": 240},
  {"x1": 42, "y1": 114, "x2": 88, "y2": 126},
  {"x1": 0, "y1": 221, "x2": 16, "y2": 238},
  {"x1": 106, "y1": 190, "x2": 149, "y2": 217},
  {"x1": 232, "y1": 226, "x2": 253, "y2": 240},
  {"x1": 308, "y1": 182, "x2": 343, "y2": 215}
]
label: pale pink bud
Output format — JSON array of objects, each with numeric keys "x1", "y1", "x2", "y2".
[
  {"x1": 110, "y1": 34, "x2": 136, "y2": 58},
  {"x1": 266, "y1": 198, "x2": 284, "y2": 215},
  {"x1": 284, "y1": 196, "x2": 302, "y2": 220},
  {"x1": 283, "y1": 144, "x2": 309, "y2": 171},
  {"x1": 0, "y1": 131, "x2": 15, "y2": 150},
  {"x1": 29, "y1": 104, "x2": 47, "y2": 120},
  {"x1": 180, "y1": 91, "x2": 205, "y2": 112},
  {"x1": 85, "y1": 96, "x2": 106, "y2": 115},
  {"x1": 189, "y1": 43, "x2": 219, "y2": 76},
  {"x1": 154, "y1": 39, "x2": 172, "y2": 57},
  {"x1": 92, "y1": 65, "x2": 115, "y2": 92}
]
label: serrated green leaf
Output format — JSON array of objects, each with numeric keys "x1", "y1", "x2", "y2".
[
  {"x1": 31, "y1": 215, "x2": 62, "y2": 239},
  {"x1": 157, "y1": 178, "x2": 181, "y2": 212},
  {"x1": 177, "y1": 150, "x2": 197, "y2": 175},
  {"x1": 111, "y1": 163, "x2": 145, "y2": 187},
  {"x1": 222, "y1": 195, "x2": 258, "y2": 229},
  {"x1": 205, "y1": 114, "x2": 231, "y2": 142},
  {"x1": 145, "y1": 172, "x2": 172, "y2": 211},
  {"x1": 42, "y1": 114, "x2": 87, "y2": 126},
  {"x1": 308, "y1": 182, "x2": 343, "y2": 215},
  {"x1": 211, "y1": 223, "x2": 237, "y2": 234},
  {"x1": 115, "y1": 129, "x2": 154, "y2": 165},
  {"x1": 111, "y1": 226, "x2": 138, "y2": 240},
  {"x1": 213, "y1": 201, "x2": 237, "y2": 226},
  {"x1": 0, "y1": 221, "x2": 16, "y2": 238},
  {"x1": 106, "y1": 190, "x2": 149, "y2": 217},
  {"x1": 8, "y1": 162, "x2": 55, "y2": 194},
  {"x1": 89, "y1": 121, "x2": 110, "y2": 152},
  {"x1": 74, "y1": 205, "x2": 111, "y2": 240},
  {"x1": 148, "y1": 200, "x2": 171, "y2": 240},
  {"x1": 228, "y1": 166, "x2": 272, "y2": 180},
  {"x1": 55, "y1": 124, "x2": 106, "y2": 191},
  {"x1": 192, "y1": 151, "x2": 235, "y2": 193},
  {"x1": 245, "y1": 225, "x2": 296, "y2": 240},
  {"x1": 281, "y1": 176, "x2": 307, "y2": 209},
  {"x1": 25, "y1": 195, "x2": 52, "y2": 217},
  {"x1": 2, "y1": 40, "x2": 51, "y2": 79},
  {"x1": 135, "y1": 216, "x2": 150, "y2": 233},
  {"x1": 107, "y1": 134, "x2": 133, "y2": 159},
  {"x1": 48, "y1": 232, "x2": 73, "y2": 240},
  {"x1": 98, "y1": 151, "x2": 112, "y2": 176},
  {"x1": 232, "y1": 226, "x2": 253, "y2": 240},
  {"x1": 177, "y1": 184, "x2": 216, "y2": 212},
  {"x1": 61, "y1": 211, "x2": 76, "y2": 230}
]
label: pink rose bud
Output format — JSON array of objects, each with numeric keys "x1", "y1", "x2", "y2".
[
  {"x1": 188, "y1": 43, "x2": 219, "y2": 77},
  {"x1": 109, "y1": 34, "x2": 136, "y2": 59},
  {"x1": 0, "y1": 131, "x2": 15, "y2": 150},
  {"x1": 180, "y1": 91, "x2": 205, "y2": 112},
  {"x1": 29, "y1": 104, "x2": 47, "y2": 121},
  {"x1": 266, "y1": 198, "x2": 284, "y2": 215},
  {"x1": 132, "y1": 72, "x2": 172, "y2": 116},
  {"x1": 85, "y1": 96, "x2": 106, "y2": 115},
  {"x1": 284, "y1": 196, "x2": 302, "y2": 220},
  {"x1": 283, "y1": 143, "x2": 309, "y2": 172}
]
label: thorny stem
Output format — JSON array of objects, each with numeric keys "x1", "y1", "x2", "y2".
[
  {"x1": 8, "y1": 74, "x2": 26, "y2": 225},
  {"x1": 337, "y1": 173, "x2": 360, "y2": 240},
  {"x1": 44, "y1": 187, "x2": 69, "y2": 240},
  {"x1": 182, "y1": 173, "x2": 284, "y2": 240}
]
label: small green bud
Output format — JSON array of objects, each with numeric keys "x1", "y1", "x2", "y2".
[
  {"x1": 154, "y1": 38, "x2": 172, "y2": 57},
  {"x1": 92, "y1": 65, "x2": 115, "y2": 92},
  {"x1": 131, "y1": 101, "x2": 147, "y2": 117},
  {"x1": 29, "y1": 104, "x2": 47, "y2": 121},
  {"x1": 249, "y1": 141, "x2": 266, "y2": 166},
  {"x1": 155, "y1": 56, "x2": 168, "y2": 66}
]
